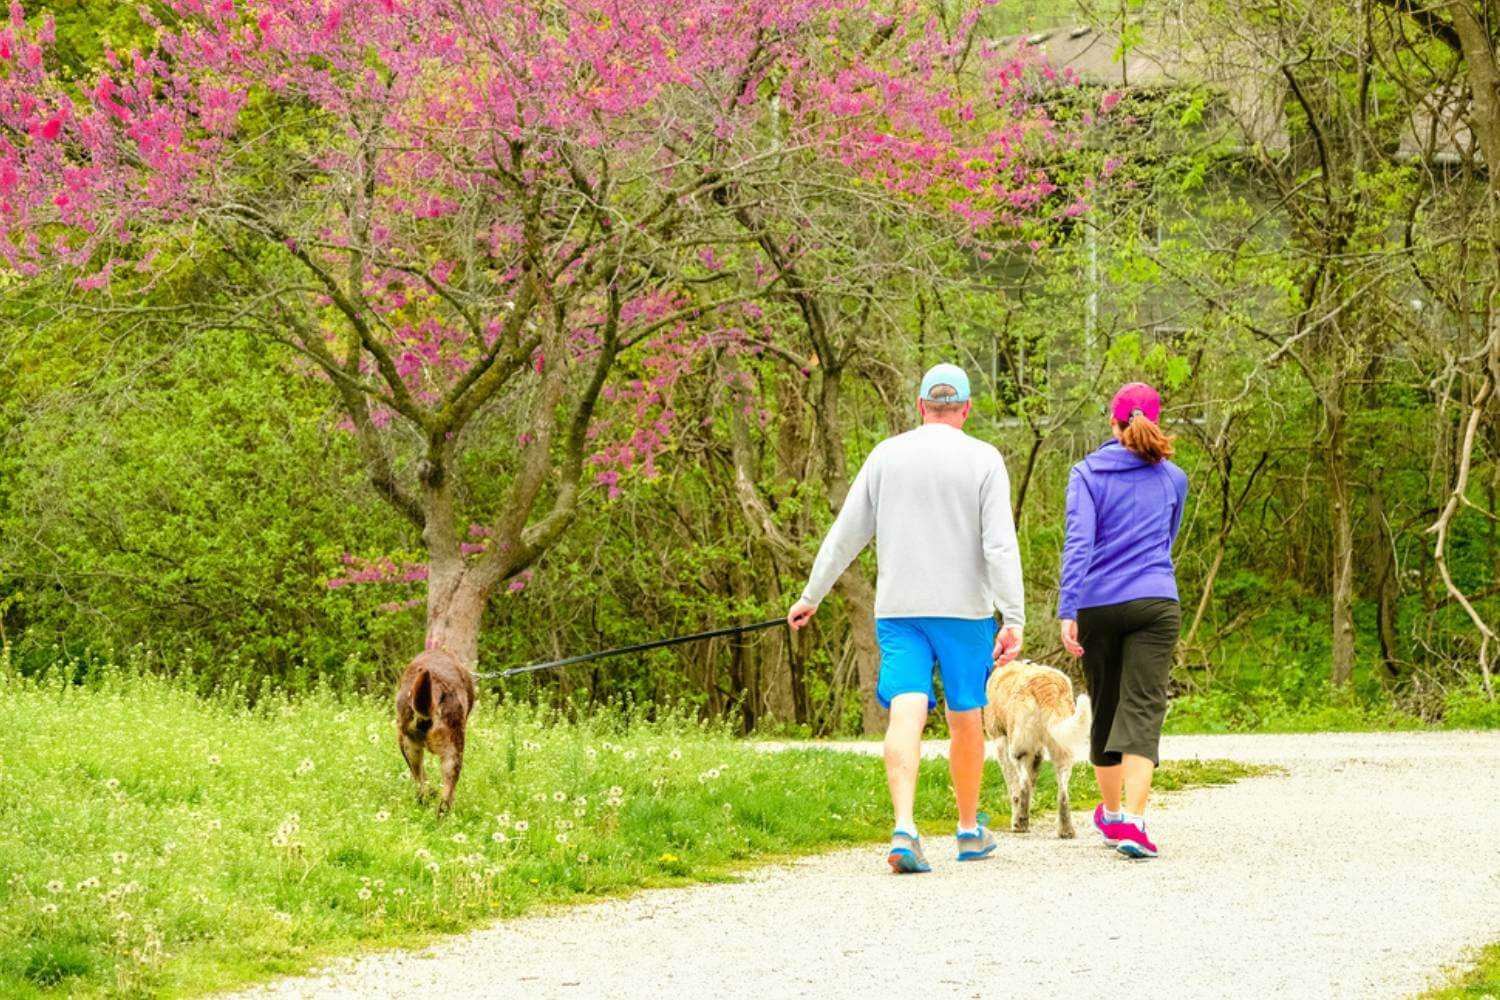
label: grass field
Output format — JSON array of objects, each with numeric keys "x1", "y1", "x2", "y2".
[{"x1": 0, "y1": 668, "x2": 1258, "y2": 998}]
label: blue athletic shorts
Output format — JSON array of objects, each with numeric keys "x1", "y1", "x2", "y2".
[{"x1": 875, "y1": 616, "x2": 998, "y2": 713}]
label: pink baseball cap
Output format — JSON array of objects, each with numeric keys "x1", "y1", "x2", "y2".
[{"x1": 1111, "y1": 382, "x2": 1161, "y2": 422}]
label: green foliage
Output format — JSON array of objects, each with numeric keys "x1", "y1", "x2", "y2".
[
  {"x1": 0, "y1": 328, "x2": 412, "y2": 690},
  {"x1": 0, "y1": 662, "x2": 1258, "y2": 997}
]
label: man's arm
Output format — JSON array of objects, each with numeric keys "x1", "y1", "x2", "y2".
[
  {"x1": 979, "y1": 451, "x2": 1026, "y2": 628},
  {"x1": 794, "y1": 450, "x2": 879, "y2": 614}
]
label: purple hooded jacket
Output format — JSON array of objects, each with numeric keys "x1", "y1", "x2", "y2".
[{"x1": 1057, "y1": 439, "x2": 1188, "y2": 620}]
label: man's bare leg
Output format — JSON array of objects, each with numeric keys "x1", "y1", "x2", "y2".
[
  {"x1": 885, "y1": 693, "x2": 929, "y2": 834},
  {"x1": 946, "y1": 707, "x2": 984, "y2": 829}
]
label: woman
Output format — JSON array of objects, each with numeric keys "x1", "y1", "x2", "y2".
[{"x1": 1057, "y1": 382, "x2": 1187, "y2": 859}]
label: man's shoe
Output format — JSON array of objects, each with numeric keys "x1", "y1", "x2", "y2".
[
  {"x1": 1113, "y1": 822, "x2": 1158, "y2": 860},
  {"x1": 956, "y1": 812, "x2": 997, "y2": 861},
  {"x1": 887, "y1": 831, "x2": 931, "y2": 873},
  {"x1": 1093, "y1": 804, "x2": 1122, "y2": 847}
]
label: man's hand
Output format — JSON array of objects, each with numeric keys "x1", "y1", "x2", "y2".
[
  {"x1": 993, "y1": 625, "x2": 1023, "y2": 666},
  {"x1": 787, "y1": 599, "x2": 817, "y2": 631},
  {"x1": 1059, "y1": 619, "x2": 1084, "y2": 658}
]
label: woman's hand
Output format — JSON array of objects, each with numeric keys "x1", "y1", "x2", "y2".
[{"x1": 1060, "y1": 619, "x2": 1084, "y2": 658}]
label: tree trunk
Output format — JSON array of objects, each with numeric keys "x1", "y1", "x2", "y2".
[
  {"x1": 836, "y1": 572, "x2": 888, "y2": 735},
  {"x1": 1327, "y1": 403, "x2": 1357, "y2": 687},
  {"x1": 423, "y1": 561, "x2": 486, "y2": 669}
]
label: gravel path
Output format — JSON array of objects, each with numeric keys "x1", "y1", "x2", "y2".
[{"x1": 226, "y1": 731, "x2": 1500, "y2": 1000}]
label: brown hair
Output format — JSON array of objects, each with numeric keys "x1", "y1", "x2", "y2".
[
  {"x1": 922, "y1": 383, "x2": 967, "y2": 416},
  {"x1": 1115, "y1": 412, "x2": 1175, "y2": 463}
]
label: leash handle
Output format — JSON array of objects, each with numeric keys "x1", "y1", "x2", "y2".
[{"x1": 481, "y1": 618, "x2": 787, "y2": 679}]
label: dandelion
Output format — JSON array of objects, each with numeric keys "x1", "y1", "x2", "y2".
[
  {"x1": 558, "y1": 819, "x2": 573, "y2": 830},
  {"x1": 46, "y1": 880, "x2": 63, "y2": 894},
  {"x1": 393, "y1": 887, "x2": 407, "y2": 897},
  {"x1": 495, "y1": 812, "x2": 512, "y2": 827},
  {"x1": 76, "y1": 876, "x2": 99, "y2": 891},
  {"x1": 40, "y1": 902, "x2": 58, "y2": 915},
  {"x1": 514, "y1": 820, "x2": 530, "y2": 833},
  {"x1": 111, "y1": 851, "x2": 128, "y2": 866},
  {"x1": 207, "y1": 818, "x2": 222, "y2": 831},
  {"x1": 415, "y1": 848, "x2": 433, "y2": 861},
  {"x1": 555, "y1": 832, "x2": 569, "y2": 844},
  {"x1": 425, "y1": 861, "x2": 440, "y2": 875},
  {"x1": 374, "y1": 809, "x2": 390, "y2": 822},
  {"x1": 577, "y1": 853, "x2": 591, "y2": 864},
  {"x1": 522, "y1": 739, "x2": 540, "y2": 751},
  {"x1": 162, "y1": 841, "x2": 178, "y2": 854},
  {"x1": 491, "y1": 831, "x2": 509, "y2": 844},
  {"x1": 585, "y1": 747, "x2": 598, "y2": 758},
  {"x1": 623, "y1": 749, "x2": 637, "y2": 761},
  {"x1": 207, "y1": 753, "x2": 221, "y2": 766},
  {"x1": 552, "y1": 790, "x2": 567, "y2": 803},
  {"x1": 374, "y1": 879, "x2": 385, "y2": 890},
  {"x1": 573, "y1": 806, "x2": 586, "y2": 818},
  {"x1": 532, "y1": 792, "x2": 547, "y2": 803},
  {"x1": 368, "y1": 734, "x2": 379, "y2": 744},
  {"x1": 451, "y1": 832, "x2": 468, "y2": 844},
  {"x1": 273, "y1": 910, "x2": 293, "y2": 924},
  {"x1": 357, "y1": 887, "x2": 372, "y2": 900},
  {"x1": 659, "y1": 853, "x2": 679, "y2": 863},
  {"x1": 104, "y1": 777, "x2": 120, "y2": 791},
  {"x1": 608, "y1": 785, "x2": 623, "y2": 797},
  {"x1": 668, "y1": 748, "x2": 682, "y2": 760},
  {"x1": 295, "y1": 758, "x2": 314, "y2": 776},
  {"x1": 114, "y1": 911, "x2": 132, "y2": 922}
]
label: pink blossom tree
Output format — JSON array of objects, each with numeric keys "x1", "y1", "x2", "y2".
[{"x1": 0, "y1": 0, "x2": 1066, "y2": 667}]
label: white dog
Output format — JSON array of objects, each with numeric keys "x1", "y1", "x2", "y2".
[{"x1": 982, "y1": 660, "x2": 1092, "y2": 838}]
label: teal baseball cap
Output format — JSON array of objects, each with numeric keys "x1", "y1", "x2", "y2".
[{"x1": 919, "y1": 363, "x2": 970, "y2": 403}]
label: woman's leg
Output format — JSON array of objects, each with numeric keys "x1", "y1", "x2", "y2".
[
  {"x1": 1109, "y1": 600, "x2": 1181, "y2": 818},
  {"x1": 1121, "y1": 754, "x2": 1154, "y2": 816},
  {"x1": 1077, "y1": 606, "x2": 1126, "y2": 811}
]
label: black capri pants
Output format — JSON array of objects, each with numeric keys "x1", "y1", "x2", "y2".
[{"x1": 1077, "y1": 598, "x2": 1180, "y2": 767}]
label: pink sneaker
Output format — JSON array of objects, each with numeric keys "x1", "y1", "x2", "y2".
[
  {"x1": 1092, "y1": 804, "x2": 1121, "y2": 847},
  {"x1": 1113, "y1": 822, "x2": 1158, "y2": 859}
]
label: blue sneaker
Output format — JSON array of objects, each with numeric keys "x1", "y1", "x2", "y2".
[
  {"x1": 887, "y1": 831, "x2": 931, "y2": 873},
  {"x1": 956, "y1": 812, "x2": 997, "y2": 861}
]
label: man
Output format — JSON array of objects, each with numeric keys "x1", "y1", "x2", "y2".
[{"x1": 787, "y1": 362, "x2": 1025, "y2": 873}]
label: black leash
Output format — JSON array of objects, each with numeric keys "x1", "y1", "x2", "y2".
[{"x1": 476, "y1": 618, "x2": 787, "y2": 679}]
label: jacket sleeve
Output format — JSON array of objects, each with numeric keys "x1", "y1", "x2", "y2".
[
  {"x1": 1057, "y1": 466, "x2": 1097, "y2": 620},
  {"x1": 979, "y1": 451, "x2": 1026, "y2": 627},
  {"x1": 799, "y1": 449, "x2": 878, "y2": 606},
  {"x1": 1168, "y1": 466, "x2": 1188, "y2": 548}
]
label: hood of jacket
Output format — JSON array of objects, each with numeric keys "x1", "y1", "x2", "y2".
[{"x1": 1083, "y1": 439, "x2": 1151, "y2": 474}]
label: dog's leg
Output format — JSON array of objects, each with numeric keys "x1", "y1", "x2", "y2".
[
  {"x1": 437, "y1": 733, "x2": 463, "y2": 817},
  {"x1": 399, "y1": 733, "x2": 427, "y2": 802},
  {"x1": 1051, "y1": 746, "x2": 1077, "y2": 839},
  {"x1": 996, "y1": 736, "x2": 1024, "y2": 832},
  {"x1": 1015, "y1": 751, "x2": 1040, "y2": 833},
  {"x1": 1011, "y1": 746, "x2": 1035, "y2": 834}
]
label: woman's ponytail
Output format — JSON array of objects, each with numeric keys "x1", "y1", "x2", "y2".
[{"x1": 1116, "y1": 411, "x2": 1175, "y2": 463}]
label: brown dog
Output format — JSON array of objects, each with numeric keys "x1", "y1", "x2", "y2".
[
  {"x1": 982, "y1": 660, "x2": 1092, "y2": 838},
  {"x1": 395, "y1": 649, "x2": 476, "y2": 815}
]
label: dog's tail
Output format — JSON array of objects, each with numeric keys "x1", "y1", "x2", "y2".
[
  {"x1": 410, "y1": 666, "x2": 433, "y2": 720},
  {"x1": 1048, "y1": 693, "x2": 1092, "y2": 753}
]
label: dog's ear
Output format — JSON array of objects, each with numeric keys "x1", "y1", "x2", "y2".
[{"x1": 411, "y1": 667, "x2": 433, "y2": 717}]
